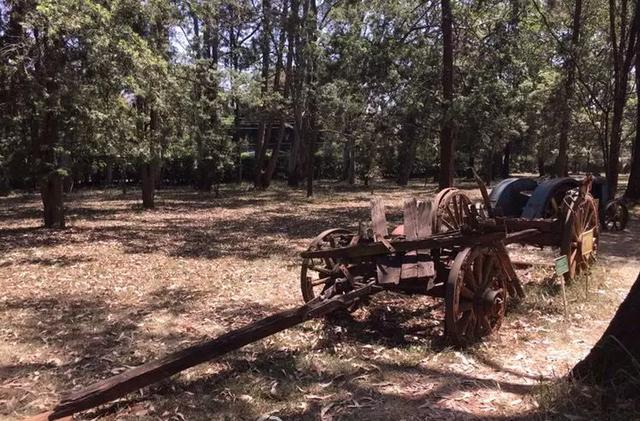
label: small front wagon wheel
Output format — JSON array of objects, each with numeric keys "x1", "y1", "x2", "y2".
[
  {"x1": 445, "y1": 246, "x2": 507, "y2": 345},
  {"x1": 301, "y1": 228, "x2": 352, "y2": 302}
]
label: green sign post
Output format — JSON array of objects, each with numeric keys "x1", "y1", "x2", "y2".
[
  {"x1": 554, "y1": 255, "x2": 569, "y2": 317},
  {"x1": 555, "y1": 255, "x2": 569, "y2": 277}
]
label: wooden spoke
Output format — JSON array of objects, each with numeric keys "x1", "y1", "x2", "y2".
[
  {"x1": 460, "y1": 286, "x2": 475, "y2": 300},
  {"x1": 481, "y1": 255, "x2": 496, "y2": 290},
  {"x1": 480, "y1": 314, "x2": 492, "y2": 334},
  {"x1": 445, "y1": 246, "x2": 507, "y2": 345},
  {"x1": 473, "y1": 252, "x2": 484, "y2": 284},
  {"x1": 301, "y1": 229, "x2": 353, "y2": 303},
  {"x1": 561, "y1": 193, "x2": 599, "y2": 284},
  {"x1": 433, "y1": 189, "x2": 476, "y2": 234},
  {"x1": 463, "y1": 269, "x2": 477, "y2": 291},
  {"x1": 442, "y1": 218, "x2": 456, "y2": 230},
  {"x1": 307, "y1": 265, "x2": 333, "y2": 276},
  {"x1": 311, "y1": 277, "x2": 331, "y2": 286},
  {"x1": 457, "y1": 312, "x2": 472, "y2": 335}
]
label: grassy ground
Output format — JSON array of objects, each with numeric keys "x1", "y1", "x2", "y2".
[{"x1": 0, "y1": 180, "x2": 638, "y2": 420}]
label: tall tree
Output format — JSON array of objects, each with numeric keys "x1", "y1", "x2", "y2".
[
  {"x1": 438, "y1": 0, "x2": 455, "y2": 189},
  {"x1": 555, "y1": 0, "x2": 583, "y2": 177},
  {"x1": 606, "y1": 0, "x2": 639, "y2": 197},
  {"x1": 624, "y1": 28, "x2": 640, "y2": 200}
]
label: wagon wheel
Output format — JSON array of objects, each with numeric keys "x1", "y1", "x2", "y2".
[
  {"x1": 542, "y1": 189, "x2": 570, "y2": 219},
  {"x1": 301, "y1": 228, "x2": 353, "y2": 302},
  {"x1": 431, "y1": 189, "x2": 478, "y2": 268},
  {"x1": 603, "y1": 199, "x2": 629, "y2": 231},
  {"x1": 432, "y1": 188, "x2": 476, "y2": 233},
  {"x1": 560, "y1": 193, "x2": 599, "y2": 282},
  {"x1": 445, "y1": 246, "x2": 507, "y2": 344}
]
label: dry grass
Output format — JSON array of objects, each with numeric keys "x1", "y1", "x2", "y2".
[{"x1": 0, "y1": 180, "x2": 638, "y2": 420}]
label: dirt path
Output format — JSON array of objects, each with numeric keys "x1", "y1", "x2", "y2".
[{"x1": 0, "y1": 185, "x2": 638, "y2": 420}]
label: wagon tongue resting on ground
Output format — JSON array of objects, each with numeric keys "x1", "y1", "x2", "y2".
[{"x1": 27, "y1": 179, "x2": 600, "y2": 421}]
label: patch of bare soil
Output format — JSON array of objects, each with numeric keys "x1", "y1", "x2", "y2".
[{"x1": 0, "y1": 181, "x2": 637, "y2": 420}]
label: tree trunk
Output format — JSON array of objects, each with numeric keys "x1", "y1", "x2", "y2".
[
  {"x1": 287, "y1": 0, "x2": 303, "y2": 188},
  {"x1": 254, "y1": 0, "x2": 272, "y2": 189},
  {"x1": 537, "y1": 155, "x2": 545, "y2": 177},
  {"x1": 254, "y1": 123, "x2": 270, "y2": 187},
  {"x1": 261, "y1": 0, "x2": 290, "y2": 189},
  {"x1": 342, "y1": 136, "x2": 355, "y2": 185},
  {"x1": 502, "y1": 141, "x2": 511, "y2": 179},
  {"x1": 263, "y1": 125, "x2": 287, "y2": 188},
  {"x1": 572, "y1": 272, "x2": 640, "y2": 393},
  {"x1": 397, "y1": 112, "x2": 419, "y2": 186},
  {"x1": 624, "y1": 29, "x2": 640, "y2": 200},
  {"x1": 438, "y1": 0, "x2": 455, "y2": 190},
  {"x1": 606, "y1": 0, "x2": 639, "y2": 197},
  {"x1": 41, "y1": 172, "x2": 65, "y2": 228},
  {"x1": 141, "y1": 163, "x2": 155, "y2": 209},
  {"x1": 305, "y1": 0, "x2": 318, "y2": 198},
  {"x1": 287, "y1": 125, "x2": 302, "y2": 187},
  {"x1": 555, "y1": 0, "x2": 582, "y2": 177}
]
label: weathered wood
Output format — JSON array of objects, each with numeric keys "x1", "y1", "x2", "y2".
[
  {"x1": 416, "y1": 200, "x2": 435, "y2": 281},
  {"x1": 372, "y1": 198, "x2": 400, "y2": 284},
  {"x1": 398, "y1": 198, "x2": 419, "y2": 282},
  {"x1": 370, "y1": 198, "x2": 388, "y2": 238},
  {"x1": 416, "y1": 200, "x2": 433, "y2": 239},
  {"x1": 479, "y1": 217, "x2": 560, "y2": 233},
  {"x1": 472, "y1": 168, "x2": 492, "y2": 217},
  {"x1": 399, "y1": 199, "x2": 435, "y2": 281},
  {"x1": 496, "y1": 243, "x2": 525, "y2": 299},
  {"x1": 404, "y1": 198, "x2": 419, "y2": 240},
  {"x1": 302, "y1": 230, "x2": 507, "y2": 260},
  {"x1": 24, "y1": 413, "x2": 71, "y2": 421},
  {"x1": 41, "y1": 283, "x2": 380, "y2": 420}
]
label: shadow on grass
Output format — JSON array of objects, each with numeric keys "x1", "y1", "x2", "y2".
[{"x1": 0, "y1": 188, "x2": 381, "y2": 260}]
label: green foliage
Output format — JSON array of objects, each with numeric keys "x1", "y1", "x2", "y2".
[{"x1": 0, "y1": 0, "x2": 636, "y2": 191}]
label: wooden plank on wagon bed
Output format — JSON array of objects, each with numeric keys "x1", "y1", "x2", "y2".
[
  {"x1": 417, "y1": 200, "x2": 433, "y2": 239},
  {"x1": 400, "y1": 199, "x2": 436, "y2": 282},
  {"x1": 371, "y1": 198, "x2": 401, "y2": 284},
  {"x1": 401, "y1": 198, "x2": 419, "y2": 280},
  {"x1": 416, "y1": 200, "x2": 436, "y2": 279},
  {"x1": 371, "y1": 197, "x2": 389, "y2": 238}
]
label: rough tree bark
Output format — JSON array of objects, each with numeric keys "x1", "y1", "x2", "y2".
[
  {"x1": 41, "y1": 172, "x2": 65, "y2": 228},
  {"x1": 141, "y1": 162, "x2": 156, "y2": 209},
  {"x1": 286, "y1": 0, "x2": 304, "y2": 187},
  {"x1": 624, "y1": 29, "x2": 640, "y2": 200},
  {"x1": 607, "y1": 0, "x2": 639, "y2": 197},
  {"x1": 572, "y1": 272, "x2": 640, "y2": 392},
  {"x1": 342, "y1": 135, "x2": 355, "y2": 185},
  {"x1": 305, "y1": 0, "x2": 318, "y2": 198},
  {"x1": 38, "y1": 37, "x2": 66, "y2": 228},
  {"x1": 262, "y1": 0, "x2": 291, "y2": 189},
  {"x1": 501, "y1": 141, "x2": 511, "y2": 179},
  {"x1": 438, "y1": 0, "x2": 455, "y2": 190},
  {"x1": 254, "y1": 0, "x2": 272, "y2": 189},
  {"x1": 555, "y1": 0, "x2": 582, "y2": 177}
]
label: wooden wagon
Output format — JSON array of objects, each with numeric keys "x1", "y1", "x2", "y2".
[{"x1": 29, "y1": 178, "x2": 600, "y2": 420}]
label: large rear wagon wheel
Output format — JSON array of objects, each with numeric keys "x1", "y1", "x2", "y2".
[
  {"x1": 445, "y1": 247, "x2": 507, "y2": 345},
  {"x1": 561, "y1": 193, "x2": 599, "y2": 283},
  {"x1": 301, "y1": 228, "x2": 352, "y2": 302}
]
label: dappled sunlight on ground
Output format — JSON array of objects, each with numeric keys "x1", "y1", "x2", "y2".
[{"x1": 0, "y1": 181, "x2": 637, "y2": 420}]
